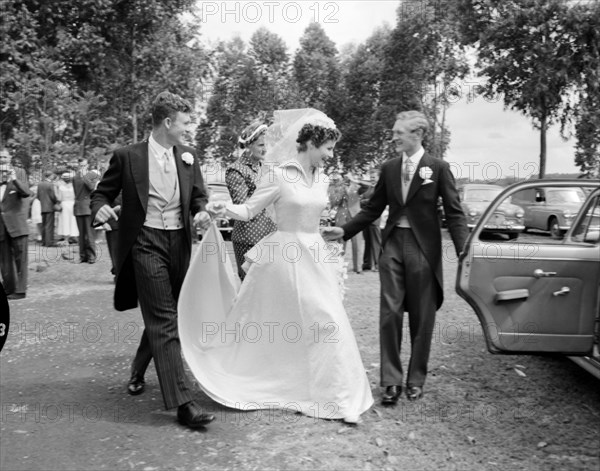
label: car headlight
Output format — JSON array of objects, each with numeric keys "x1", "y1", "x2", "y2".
[
  {"x1": 515, "y1": 210, "x2": 524, "y2": 218},
  {"x1": 469, "y1": 210, "x2": 478, "y2": 217},
  {"x1": 563, "y1": 210, "x2": 573, "y2": 218}
]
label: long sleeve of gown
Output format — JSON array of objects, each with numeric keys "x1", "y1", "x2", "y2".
[{"x1": 225, "y1": 168, "x2": 279, "y2": 222}]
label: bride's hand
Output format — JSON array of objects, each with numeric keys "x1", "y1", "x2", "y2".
[{"x1": 206, "y1": 201, "x2": 227, "y2": 218}]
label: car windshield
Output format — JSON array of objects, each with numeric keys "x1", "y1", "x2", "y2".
[
  {"x1": 465, "y1": 188, "x2": 502, "y2": 202},
  {"x1": 545, "y1": 188, "x2": 585, "y2": 204}
]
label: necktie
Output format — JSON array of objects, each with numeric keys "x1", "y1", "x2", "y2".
[
  {"x1": 162, "y1": 151, "x2": 177, "y2": 194},
  {"x1": 403, "y1": 157, "x2": 411, "y2": 183},
  {"x1": 163, "y1": 151, "x2": 172, "y2": 173}
]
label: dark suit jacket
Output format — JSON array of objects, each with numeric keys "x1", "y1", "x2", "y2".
[
  {"x1": 0, "y1": 179, "x2": 31, "y2": 240},
  {"x1": 73, "y1": 171, "x2": 98, "y2": 216},
  {"x1": 342, "y1": 153, "x2": 468, "y2": 309},
  {"x1": 37, "y1": 180, "x2": 59, "y2": 213},
  {"x1": 90, "y1": 142, "x2": 208, "y2": 311}
]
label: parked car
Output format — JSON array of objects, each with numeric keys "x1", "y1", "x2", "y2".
[
  {"x1": 458, "y1": 184, "x2": 525, "y2": 239},
  {"x1": 456, "y1": 180, "x2": 600, "y2": 379},
  {"x1": 511, "y1": 184, "x2": 587, "y2": 239},
  {"x1": 198, "y1": 182, "x2": 234, "y2": 240}
]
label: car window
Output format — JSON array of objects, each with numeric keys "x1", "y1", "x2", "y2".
[
  {"x1": 545, "y1": 188, "x2": 585, "y2": 204},
  {"x1": 570, "y1": 195, "x2": 600, "y2": 245},
  {"x1": 472, "y1": 184, "x2": 593, "y2": 245},
  {"x1": 465, "y1": 188, "x2": 502, "y2": 202}
]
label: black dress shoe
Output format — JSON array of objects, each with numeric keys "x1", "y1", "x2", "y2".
[
  {"x1": 177, "y1": 401, "x2": 215, "y2": 428},
  {"x1": 127, "y1": 373, "x2": 145, "y2": 395},
  {"x1": 7, "y1": 293, "x2": 26, "y2": 300},
  {"x1": 381, "y1": 385, "x2": 402, "y2": 406},
  {"x1": 406, "y1": 386, "x2": 423, "y2": 401}
]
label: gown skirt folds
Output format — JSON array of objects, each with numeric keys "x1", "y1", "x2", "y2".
[{"x1": 178, "y1": 162, "x2": 373, "y2": 419}]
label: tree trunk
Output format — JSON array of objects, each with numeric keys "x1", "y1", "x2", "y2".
[
  {"x1": 440, "y1": 99, "x2": 448, "y2": 159},
  {"x1": 80, "y1": 122, "x2": 88, "y2": 159},
  {"x1": 539, "y1": 111, "x2": 547, "y2": 179},
  {"x1": 132, "y1": 103, "x2": 138, "y2": 144}
]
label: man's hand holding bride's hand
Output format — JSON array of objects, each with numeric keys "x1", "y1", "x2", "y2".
[{"x1": 321, "y1": 226, "x2": 344, "y2": 241}]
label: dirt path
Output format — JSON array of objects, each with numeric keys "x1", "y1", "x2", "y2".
[{"x1": 1, "y1": 235, "x2": 598, "y2": 470}]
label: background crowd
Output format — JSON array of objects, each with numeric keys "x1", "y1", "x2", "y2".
[{"x1": 0, "y1": 151, "x2": 118, "y2": 300}]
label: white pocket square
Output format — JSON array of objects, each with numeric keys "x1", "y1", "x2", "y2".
[
  {"x1": 9, "y1": 190, "x2": 16, "y2": 194},
  {"x1": 421, "y1": 179, "x2": 434, "y2": 185}
]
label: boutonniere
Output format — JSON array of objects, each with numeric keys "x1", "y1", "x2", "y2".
[
  {"x1": 419, "y1": 166, "x2": 433, "y2": 185},
  {"x1": 181, "y1": 152, "x2": 194, "y2": 165}
]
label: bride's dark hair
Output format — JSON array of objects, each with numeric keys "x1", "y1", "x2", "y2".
[{"x1": 296, "y1": 124, "x2": 341, "y2": 152}]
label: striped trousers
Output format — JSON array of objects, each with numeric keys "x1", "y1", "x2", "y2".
[{"x1": 130, "y1": 226, "x2": 194, "y2": 409}]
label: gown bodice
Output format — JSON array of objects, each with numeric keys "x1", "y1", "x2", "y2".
[{"x1": 226, "y1": 160, "x2": 329, "y2": 234}]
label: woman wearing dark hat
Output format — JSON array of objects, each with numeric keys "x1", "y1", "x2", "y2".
[{"x1": 225, "y1": 120, "x2": 277, "y2": 279}]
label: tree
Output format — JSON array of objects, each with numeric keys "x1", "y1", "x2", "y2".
[
  {"x1": 293, "y1": 23, "x2": 341, "y2": 119},
  {"x1": 1, "y1": 0, "x2": 207, "y2": 172},
  {"x1": 564, "y1": 1, "x2": 600, "y2": 178},
  {"x1": 336, "y1": 26, "x2": 391, "y2": 171},
  {"x1": 375, "y1": 1, "x2": 470, "y2": 161},
  {"x1": 196, "y1": 29, "x2": 302, "y2": 164},
  {"x1": 456, "y1": 0, "x2": 576, "y2": 178}
]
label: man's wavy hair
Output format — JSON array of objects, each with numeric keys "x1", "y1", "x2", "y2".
[
  {"x1": 395, "y1": 110, "x2": 430, "y2": 137},
  {"x1": 296, "y1": 124, "x2": 342, "y2": 152},
  {"x1": 151, "y1": 91, "x2": 192, "y2": 127}
]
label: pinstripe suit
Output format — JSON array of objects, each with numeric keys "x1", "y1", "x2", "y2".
[{"x1": 91, "y1": 141, "x2": 208, "y2": 409}]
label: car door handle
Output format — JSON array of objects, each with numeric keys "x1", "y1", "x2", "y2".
[
  {"x1": 494, "y1": 289, "x2": 529, "y2": 302},
  {"x1": 534, "y1": 269, "x2": 557, "y2": 278},
  {"x1": 553, "y1": 287, "x2": 570, "y2": 297}
]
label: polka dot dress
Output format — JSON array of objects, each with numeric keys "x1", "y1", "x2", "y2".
[{"x1": 226, "y1": 153, "x2": 277, "y2": 279}]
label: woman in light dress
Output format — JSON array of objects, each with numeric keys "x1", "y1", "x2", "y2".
[
  {"x1": 56, "y1": 172, "x2": 78, "y2": 243},
  {"x1": 178, "y1": 109, "x2": 373, "y2": 424}
]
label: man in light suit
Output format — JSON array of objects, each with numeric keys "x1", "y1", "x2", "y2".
[
  {"x1": 91, "y1": 91, "x2": 214, "y2": 429},
  {"x1": 73, "y1": 158, "x2": 98, "y2": 263},
  {"x1": 0, "y1": 162, "x2": 31, "y2": 300},
  {"x1": 324, "y1": 111, "x2": 468, "y2": 403}
]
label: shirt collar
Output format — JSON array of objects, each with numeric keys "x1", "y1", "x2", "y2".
[
  {"x1": 403, "y1": 147, "x2": 425, "y2": 163},
  {"x1": 149, "y1": 133, "x2": 172, "y2": 159}
]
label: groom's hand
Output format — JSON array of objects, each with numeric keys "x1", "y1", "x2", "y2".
[
  {"x1": 94, "y1": 204, "x2": 119, "y2": 225},
  {"x1": 194, "y1": 210, "x2": 212, "y2": 230},
  {"x1": 321, "y1": 226, "x2": 344, "y2": 241}
]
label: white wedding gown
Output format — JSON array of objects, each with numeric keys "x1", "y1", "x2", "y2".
[{"x1": 178, "y1": 160, "x2": 373, "y2": 420}]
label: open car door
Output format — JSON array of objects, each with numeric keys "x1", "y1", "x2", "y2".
[{"x1": 457, "y1": 180, "x2": 600, "y2": 355}]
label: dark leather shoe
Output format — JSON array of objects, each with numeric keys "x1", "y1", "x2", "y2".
[
  {"x1": 177, "y1": 401, "x2": 215, "y2": 428},
  {"x1": 127, "y1": 373, "x2": 145, "y2": 395},
  {"x1": 7, "y1": 293, "x2": 26, "y2": 300},
  {"x1": 406, "y1": 386, "x2": 423, "y2": 401},
  {"x1": 381, "y1": 385, "x2": 402, "y2": 406}
]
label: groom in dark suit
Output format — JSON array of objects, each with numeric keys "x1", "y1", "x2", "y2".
[
  {"x1": 91, "y1": 91, "x2": 214, "y2": 428},
  {"x1": 324, "y1": 110, "x2": 468, "y2": 403}
]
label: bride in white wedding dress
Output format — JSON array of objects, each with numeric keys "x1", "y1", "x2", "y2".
[{"x1": 178, "y1": 109, "x2": 373, "y2": 423}]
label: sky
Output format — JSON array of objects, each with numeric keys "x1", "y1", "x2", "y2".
[{"x1": 195, "y1": 0, "x2": 580, "y2": 179}]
